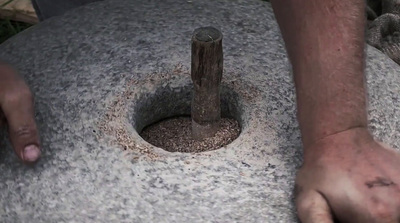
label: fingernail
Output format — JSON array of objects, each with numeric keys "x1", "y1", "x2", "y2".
[{"x1": 23, "y1": 145, "x2": 41, "y2": 162}]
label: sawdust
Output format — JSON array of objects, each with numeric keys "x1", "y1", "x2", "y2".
[
  {"x1": 140, "y1": 116, "x2": 240, "y2": 153},
  {"x1": 96, "y1": 65, "x2": 256, "y2": 158}
]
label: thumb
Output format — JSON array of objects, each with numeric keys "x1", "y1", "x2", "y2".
[
  {"x1": 296, "y1": 189, "x2": 334, "y2": 223},
  {"x1": 1, "y1": 88, "x2": 41, "y2": 163}
]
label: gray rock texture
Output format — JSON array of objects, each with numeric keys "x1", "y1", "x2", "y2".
[{"x1": 0, "y1": 0, "x2": 400, "y2": 222}]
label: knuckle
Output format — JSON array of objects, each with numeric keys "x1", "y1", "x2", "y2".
[
  {"x1": 296, "y1": 200, "x2": 310, "y2": 215},
  {"x1": 369, "y1": 203, "x2": 395, "y2": 222},
  {"x1": 11, "y1": 125, "x2": 36, "y2": 139},
  {"x1": 296, "y1": 191, "x2": 332, "y2": 222},
  {"x1": 295, "y1": 192, "x2": 314, "y2": 212}
]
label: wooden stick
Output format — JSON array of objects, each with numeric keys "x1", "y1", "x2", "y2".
[{"x1": 191, "y1": 27, "x2": 223, "y2": 140}]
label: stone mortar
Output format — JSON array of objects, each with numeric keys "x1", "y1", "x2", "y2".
[{"x1": 0, "y1": 0, "x2": 399, "y2": 222}]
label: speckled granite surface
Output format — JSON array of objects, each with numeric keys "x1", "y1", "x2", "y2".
[{"x1": 0, "y1": 0, "x2": 399, "y2": 222}]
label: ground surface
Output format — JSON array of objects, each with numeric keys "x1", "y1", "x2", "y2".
[{"x1": 0, "y1": 0, "x2": 400, "y2": 222}]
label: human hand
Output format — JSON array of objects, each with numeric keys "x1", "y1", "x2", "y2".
[
  {"x1": 0, "y1": 63, "x2": 41, "y2": 163},
  {"x1": 295, "y1": 127, "x2": 400, "y2": 222}
]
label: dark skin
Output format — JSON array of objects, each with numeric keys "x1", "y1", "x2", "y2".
[{"x1": 1, "y1": 0, "x2": 400, "y2": 221}]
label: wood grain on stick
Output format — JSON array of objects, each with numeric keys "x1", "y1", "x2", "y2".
[{"x1": 191, "y1": 27, "x2": 223, "y2": 140}]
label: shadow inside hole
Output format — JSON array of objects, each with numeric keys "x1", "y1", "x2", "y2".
[{"x1": 131, "y1": 83, "x2": 244, "y2": 137}]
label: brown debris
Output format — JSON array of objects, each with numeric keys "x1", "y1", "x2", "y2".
[{"x1": 140, "y1": 116, "x2": 240, "y2": 153}]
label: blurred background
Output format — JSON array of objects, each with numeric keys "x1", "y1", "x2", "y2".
[
  {"x1": 0, "y1": 0, "x2": 36, "y2": 44},
  {"x1": 0, "y1": 0, "x2": 270, "y2": 44}
]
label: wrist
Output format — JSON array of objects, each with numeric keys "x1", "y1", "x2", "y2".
[
  {"x1": 302, "y1": 126, "x2": 372, "y2": 159},
  {"x1": 295, "y1": 78, "x2": 368, "y2": 148},
  {"x1": 299, "y1": 113, "x2": 368, "y2": 149}
]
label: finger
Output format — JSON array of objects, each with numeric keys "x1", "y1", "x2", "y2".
[
  {"x1": 296, "y1": 190, "x2": 334, "y2": 223},
  {"x1": 1, "y1": 87, "x2": 41, "y2": 163}
]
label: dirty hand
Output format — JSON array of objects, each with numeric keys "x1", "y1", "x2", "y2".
[
  {"x1": 0, "y1": 63, "x2": 40, "y2": 163},
  {"x1": 295, "y1": 127, "x2": 400, "y2": 222}
]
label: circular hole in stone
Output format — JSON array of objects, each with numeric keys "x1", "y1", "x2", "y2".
[{"x1": 132, "y1": 83, "x2": 243, "y2": 153}]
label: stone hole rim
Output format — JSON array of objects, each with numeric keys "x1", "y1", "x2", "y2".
[{"x1": 130, "y1": 83, "x2": 244, "y2": 153}]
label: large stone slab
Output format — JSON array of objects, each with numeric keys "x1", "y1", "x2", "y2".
[{"x1": 0, "y1": 0, "x2": 399, "y2": 222}]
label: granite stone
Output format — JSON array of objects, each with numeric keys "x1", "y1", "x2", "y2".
[{"x1": 0, "y1": 0, "x2": 399, "y2": 222}]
